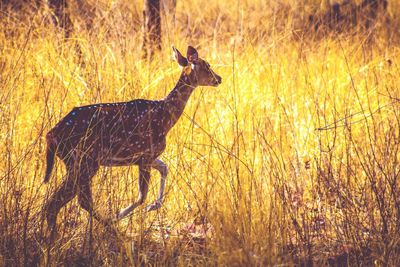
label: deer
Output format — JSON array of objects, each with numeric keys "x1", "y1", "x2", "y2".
[{"x1": 42, "y1": 46, "x2": 222, "y2": 234}]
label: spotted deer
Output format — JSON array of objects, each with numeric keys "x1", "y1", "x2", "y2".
[{"x1": 43, "y1": 46, "x2": 222, "y2": 232}]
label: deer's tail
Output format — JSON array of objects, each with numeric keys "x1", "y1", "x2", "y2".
[{"x1": 43, "y1": 134, "x2": 57, "y2": 183}]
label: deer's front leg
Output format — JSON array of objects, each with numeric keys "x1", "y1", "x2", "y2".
[
  {"x1": 146, "y1": 159, "x2": 168, "y2": 212},
  {"x1": 117, "y1": 164, "x2": 150, "y2": 220}
]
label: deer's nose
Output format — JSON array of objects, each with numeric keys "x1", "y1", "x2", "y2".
[{"x1": 215, "y1": 75, "x2": 222, "y2": 84}]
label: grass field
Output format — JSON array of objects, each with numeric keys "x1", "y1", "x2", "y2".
[{"x1": 1, "y1": 0, "x2": 400, "y2": 265}]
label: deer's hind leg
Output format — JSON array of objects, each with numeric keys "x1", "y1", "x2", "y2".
[
  {"x1": 77, "y1": 161, "x2": 100, "y2": 220},
  {"x1": 77, "y1": 161, "x2": 115, "y2": 231},
  {"x1": 44, "y1": 166, "x2": 79, "y2": 233}
]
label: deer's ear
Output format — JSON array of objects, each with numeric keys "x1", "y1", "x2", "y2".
[
  {"x1": 187, "y1": 46, "x2": 198, "y2": 62},
  {"x1": 173, "y1": 46, "x2": 188, "y2": 67}
]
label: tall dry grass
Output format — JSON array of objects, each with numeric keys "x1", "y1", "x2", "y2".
[{"x1": 1, "y1": 0, "x2": 400, "y2": 265}]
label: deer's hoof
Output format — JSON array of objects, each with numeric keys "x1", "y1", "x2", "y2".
[
  {"x1": 116, "y1": 212, "x2": 128, "y2": 221},
  {"x1": 145, "y1": 201, "x2": 162, "y2": 212}
]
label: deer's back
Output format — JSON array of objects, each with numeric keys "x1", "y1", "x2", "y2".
[{"x1": 47, "y1": 99, "x2": 167, "y2": 164}]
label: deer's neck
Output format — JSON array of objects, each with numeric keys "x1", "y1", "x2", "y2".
[{"x1": 163, "y1": 75, "x2": 196, "y2": 130}]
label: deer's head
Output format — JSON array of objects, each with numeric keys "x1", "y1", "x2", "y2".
[{"x1": 173, "y1": 46, "x2": 222, "y2": 87}]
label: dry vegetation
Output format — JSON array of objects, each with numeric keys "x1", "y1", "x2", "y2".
[{"x1": 1, "y1": 0, "x2": 400, "y2": 266}]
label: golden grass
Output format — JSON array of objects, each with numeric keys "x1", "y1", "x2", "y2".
[{"x1": 1, "y1": 0, "x2": 400, "y2": 265}]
